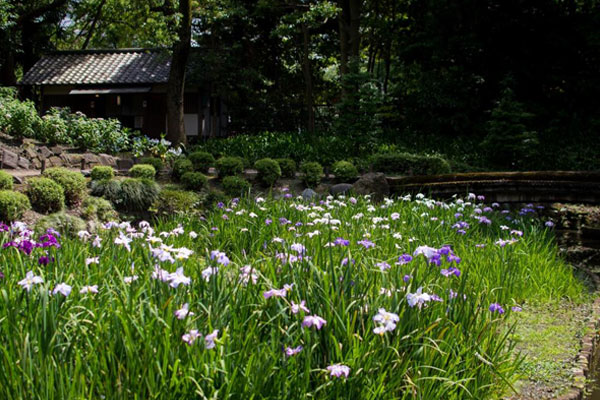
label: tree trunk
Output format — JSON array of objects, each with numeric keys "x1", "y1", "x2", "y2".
[
  {"x1": 301, "y1": 23, "x2": 315, "y2": 134},
  {"x1": 338, "y1": 0, "x2": 350, "y2": 79},
  {"x1": 0, "y1": 50, "x2": 17, "y2": 86},
  {"x1": 165, "y1": 0, "x2": 192, "y2": 145}
]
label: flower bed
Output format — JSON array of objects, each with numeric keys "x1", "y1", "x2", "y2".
[{"x1": 0, "y1": 194, "x2": 585, "y2": 398}]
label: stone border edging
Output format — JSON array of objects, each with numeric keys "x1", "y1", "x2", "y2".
[{"x1": 556, "y1": 265, "x2": 600, "y2": 400}]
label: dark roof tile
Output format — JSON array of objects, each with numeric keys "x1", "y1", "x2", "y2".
[{"x1": 20, "y1": 49, "x2": 171, "y2": 85}]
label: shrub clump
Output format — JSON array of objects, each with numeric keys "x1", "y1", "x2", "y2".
[
  {"x1": 81, "y1": 196, "x2": 118, "y2": 222},
  {"x1": 129, "y1": 164, "x2": 156, "y2": 180},
  {"x1": 276, "y1": 158, "x2": 296, "y2": 178},
  {"x1": 332, "y1": 160, "x2": 359, "y2": 182},
  {"x1": 222, "y1": 176, "x2": 251, "y2": 197},
  {"x1": 42, "y1": 167, "x2": 87, "y2": 206},
  {"x1": 370, "y1": 152, "x2": 451, "y2": 176},
  {"x1": 0, "y1": 190, "x2": 31, "y2": 222},
  {"x1": 0, "y1": 170, "x2": 13, "y2": 190},
  {"x1": 300, "y1": 161, "x2": 324, "y2": 188},
  {"x1": 172, "y1": 158, "x2": 194, "y2": 181},
  {"x1": 90, "y1": 178, "x2": 160, "y2": 212},
  {"x1": 35, "y1": 213, "x2": 87, "y2": 238},
  {"x1": 152, "y1": 189, "x2": 201, "y2": 215},
  {"x1": 181, "y1": 172, "x2": 208, "y2": 192},
  {"x1": 254, "y1": 158, "x2": 281, "y2": 186},
  {"x1": 188, "y1": 151, "x2": 215, "y2": 173},
  {"x1": 90, "y1": 166, "x2": 115, "y2": 181},
  {"x1": 139, "y1": 157, "x2": 164, "y2": 173},
  {"x1": 216, "y1": 156, "x2": 244, "y2": 178},
  {"x1": 26, "y1": 177, "x2": 65, "y2": 214}
]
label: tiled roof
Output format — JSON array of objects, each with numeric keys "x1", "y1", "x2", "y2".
[{"x1": 20, "y1": 49, "x2": 171, "y2": 85}]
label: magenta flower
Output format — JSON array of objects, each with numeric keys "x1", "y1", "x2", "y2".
[
  {"x1": 302, "y1": 315, "x2": 327, "y2": 330},
  {"x1": 327, "y1": 364, "x2": 350, "y2": 378}
]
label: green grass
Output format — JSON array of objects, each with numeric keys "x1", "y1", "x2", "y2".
[{"x1": 0, "y1": 194, "x2": 587, "y2": 399}]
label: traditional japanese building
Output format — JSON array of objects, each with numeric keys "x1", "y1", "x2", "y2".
[{"x1": 19, "y1": 48, "x2": 227, "y2": 139}]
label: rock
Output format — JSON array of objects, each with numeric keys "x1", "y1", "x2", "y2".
[
  {"x1": 12, "y1": 175, "x2": 23, "y2": 184},
  {"x1": 18, "y1": 157, "x2": 30, "y2": 169},
  {"x1": 23, "y1": 146, "x2": 38, "y2": 159},
  {"x1": 82, "y1": 153, "x2": 101, "y2": 166},
  {"x1": 81, "y1": 169, "x2": 91, "y2": 177},
  {"x1": 352, "y1": 172, "x2": 390, "y2": 200},
  {"x1": 99, "y1": 154, "x2": 116, "y2": 167},
  {"x1": 116, "y1": 158, "x2": 134, "y2": 170},
  {"x1": 50, "y1": 145, "x2": 67, "y2": 156},
  {"x1": 48, "y1": 156, "x2": 63, "y2": 167},
  {"x1": 330, "y1": 183, "x2": 353, "y2": 195},
  {"x1": 38, "y1": 146, "x2": 53, "y2": 159},
  {"x1": 63, "y1": 154, "x2": 82, "y2": 168},
  {"x1": 31, "y1": 158, "x2": 42, "y2": 170},
  {"x1": 1, "y1": 149, "x2": 19, "y2": 169},
  {"x1": 302, "y1": 188, "x2": 318, "y2": 201}
]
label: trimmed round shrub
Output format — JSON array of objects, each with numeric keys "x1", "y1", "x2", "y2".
[
  {"x1": 332, "y1": 160, "x2": 359, "y2": 182},
  {"x1": 90, "y1": 166, "x2": 114, "y2": 181},
  {"x1": 35, "y1": 213, "x2": 87, "y2": 238},
  {"x1": 26, "y1": 177, "x2": 65, "y2": 214},
  {"x1": 276, "y1": 158, "x2": 296, "y2": 178},
  {"x1": 370, "y1": 152, "x2": 452, "y2": 176},
  {"x1": 0, "y1": 171, "x2": 13, "y2": 190},
  {"x1": 181, "y1": 172, "x2": 208, "y2": 192},
  {"x1": 0, "y1": 190, "x2": 31, "y2": 222},
  {"x1": 172, "y1": 158, "x2": 193, "y2": 181},
  {"x1": 216, "y1": 156, "x2": 244, "y2": 178},
  {"x1": 42, "y1": 167, "x2": 86, "y2": 206},
  {"x1": 188, "y1": 151, "x2": 215, "y2": 173},
  {"x1": 81, "y1": 196, "x2": 118, "y2": 222},
  {"x1": 129, "y1": 164, "x2": 156, "y2": 180},
  {"x1": 139, "y1": 157, "x2": 164, "y2": 173},
  {"x1": 300, "y1": 161, "x2": 323, "y2": 188},
  {"x1": 222, "y1": 176, "x2": 251, "y2": 197},
  {"x1": 152, "y1": 189, "x2": 201, "y2": 215},
  {"x1": 90, "y1": 179, "x2": 122, "y2": 202},
  {"x1": 254, "y1": 158, "x2": 281, "y2": 186}
]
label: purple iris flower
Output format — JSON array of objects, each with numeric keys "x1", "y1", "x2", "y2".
[
  {"x1": 489, "y1": 303, "x2": 505, "y2": 314},
  {"x1": 334, "y1": 237, "x2": 350, "y2": 246},
  {"x1": 396, "y1": 254, "x2": 413, "y2": 265},
  {"x1": 440, "y1": 267, "x2": 461, "y2": 277},
  {"x1": 357, "y1": 239, "x2": 375, "y2": 249}
]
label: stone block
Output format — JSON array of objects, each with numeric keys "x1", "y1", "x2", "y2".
[
  {"x1": 48, "y1": 156, "x2": 63, "y2": 167},
  {"x1": 39, "y1": 146, "x2": 53, "y2": 159},
  {"x1": 99, "y1": 154, "x2": 116, "y2": 167},
  {"x1": 116, "y1": 158, "x2": 134, "y2": 170},
  {"x1": 18, "y1": 157, "x2": 30, "y2": 169},
  {"x1": 1, "y1": 149, "x2": 19, "y2": 169}
]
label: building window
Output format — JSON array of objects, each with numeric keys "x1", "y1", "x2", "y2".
[{"x1": 134, "y1": 116, "x2": 144, "y2": 129}]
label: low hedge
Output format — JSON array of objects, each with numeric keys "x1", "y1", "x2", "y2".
[
  {"x1": 216, "y1": 157, "x2": 244, "y2": 178},
  {"x1": 26, "y1": 177, "x2": 65, "y2": 214},
  {"x1": 181, "y1": 172, "x2": 208, "y2": 191},
  {"x1": 90, "y1": 166, "x2": 114, "y2": 181},
  {"x1": 152, "y1": 189, "x2": 201, "y2": 215},
  {"x1": 129, "y1": 164, "x2": 156, "y2": 180},
  {"x1": 332, "y1": 160, "x2": 358, "y2": 182},
  {"x1": 300, "y1": 161, "x2": 323, "y2": 188},
  {"x1": 188, "y1": 151, "x2": 215, "y2": 173},
  {"x1": 0, "y1": 171, "x2": 13, "y2": 190},
  {"x1": 222, "y1": 176, "x2": 251, "y2": 197},
  {"x1": 42, "y1": 167, "x2": 87, "y2": 206},
  {"x1": 0, "y1": 190, "x2": 31, "y2": 222},
  {"x1": 276, "y1": 158, "x2": 296, "y2": 178},
  {"x1": 370, "y1": 152, "x2": 451, "y2": 176},
  {"x1": 254, "y1": 158, "x2": 281, "y2": 186}
]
